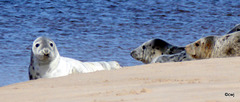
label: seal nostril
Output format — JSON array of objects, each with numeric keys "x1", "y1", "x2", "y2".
[
  {"x1": 43, "y1": 49, "x2": 50, "y2": 53},
  {"x1": 42, "y1": 48, "x2": 50, "y2": 57},
  {"x1": 131, "y1": 51, "x2": 136, "y2": 56}
]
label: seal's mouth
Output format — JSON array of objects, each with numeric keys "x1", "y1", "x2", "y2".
[
  {"x1": 130, "y1": 51, "x2": 141, "y2": 60},
  {"x1": 131, "y1": 53, "x2": 142, "y2": 61},
  {"x1": 36, "y1": 52, "x2": 52, "y2": 62},
  {"x1": 131, "y1": 50, "x2": 147, "y2": 63},
  {"x1": 39, "y1": 48, "x2": 52, "y2": 59},
  {"x1": 132, "y1": 55, "x2": 145, "y2": 62},
  {"x1": 136, "y1": 58, "x2": 142, "y2": 61},
  {"x1": 191, "y1": 54, "x2": 197, "y2": 59},
  {"x1": 41, "y1": 55, "x2": 51, "y2": 60},
  {"x1": 36, "y1": 54, "x2": 54, "y2": 64},
  {"x1": 140, "y1": 59, "x2": 148, "y2": 64},
  {"x1": 44, "y1": 53, "x2": 49, "y2": 57}
]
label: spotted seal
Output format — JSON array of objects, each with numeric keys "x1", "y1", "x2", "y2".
[
  {"x1": 185, "y1": 31, "x2": 240, "y2": 59},
  {"x1": 130, "y1": 39, "x2": 187, "y2": 64},
  {"x1": 29, "y1": 37, "x2": 121, "y2": 80}
]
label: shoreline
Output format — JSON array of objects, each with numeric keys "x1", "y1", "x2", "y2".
[{"x1": 1, "y1": 57, "x2": 240, "y2": 101}]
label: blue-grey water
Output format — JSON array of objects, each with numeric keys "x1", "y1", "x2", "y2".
[{"x1": 0, "y1": 0, "x2": 239, "y2": 87}]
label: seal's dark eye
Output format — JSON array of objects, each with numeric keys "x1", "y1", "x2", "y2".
[
  {"x1": 195, "y1": 43, "x2": 199, "y2": 47},
  {"x1": 50, "y1": 43, "x2": 53, "y2": 47},
  {"x1": 35, "y1": 44, "x2": 40, "y2": 48},
  {"x1": 142, "y1": 46, "x2": 146, "y2": 49}
]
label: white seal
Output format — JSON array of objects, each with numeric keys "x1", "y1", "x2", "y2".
[
  {"x1": 130, "y1": 39, "x2": 187, "y2": 64},
  {"x1": 29, "y1": 37, "x2": 121, "y2": 80}
]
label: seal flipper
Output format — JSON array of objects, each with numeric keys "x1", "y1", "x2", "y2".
[
  {"x1": 29, "y1": 51, "x2": 34, "y2": 80},
  {"x1": 28, "y1": 65, "x2": 36, "y2": 80},
  {"x1": 29, "y1": 71, "x2": 33, "y2": 80}
]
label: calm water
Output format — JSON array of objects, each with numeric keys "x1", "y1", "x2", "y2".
[{"x1": 0, "y1": 0, "x2": 239, "y2": 86}]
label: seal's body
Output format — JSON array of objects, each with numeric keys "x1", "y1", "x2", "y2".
[{"x1": 29, "y1": 37, "x2": 121, "y2": 80}]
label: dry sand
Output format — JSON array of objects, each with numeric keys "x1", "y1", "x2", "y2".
[{"x1": 1, "y1": 57, "x2": 240, "y2": 102}]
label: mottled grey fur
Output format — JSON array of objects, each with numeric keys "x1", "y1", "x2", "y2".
[
  {"x1": 213, "y1": 31, "x2": 240, "y2": 58},
  {"x1": 186, "y1": 31, "x2": 240, "y2": 59},
  {"x1": 131, "y1": 39, "x2": 190, "y2": 64},
  {"x1": 153, "y1": 51, "x2": 193, "y2": 63}
]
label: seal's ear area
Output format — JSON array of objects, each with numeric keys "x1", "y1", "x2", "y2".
[
  {"x1": 185, "y1": 43, "x2": 196, "y2": 56},
  {"x1": 203, "y1": 36, "x2": 215, "y2": 50},
  {"x1": 227, "y1": 24, "x2": 240, "y2": 34}
]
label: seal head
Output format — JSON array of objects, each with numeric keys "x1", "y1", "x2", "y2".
[
  {"x1": 185, "y1": 36, "x2": 216, "y2": 59},
  {"x1": 29, "y1": 37, "x2": 60, "y2": 80},
  {"x1": 131, "y1": 39, "x2": 184, "y2": 64},
  {"x1": 32, "y1": 37, "x2": 59, "y2": 64}
]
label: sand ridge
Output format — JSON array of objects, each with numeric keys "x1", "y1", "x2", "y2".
[{"x1": 1, "y1": 57, "x2": 240, "y2": 102}]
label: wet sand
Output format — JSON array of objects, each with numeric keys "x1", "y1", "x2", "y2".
[{"x1": 1, "y1": 57, "x2": 240, "y2": 102}]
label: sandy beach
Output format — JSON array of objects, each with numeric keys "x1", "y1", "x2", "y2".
[{"x1": 1, "y1": 57, "x2": 240, "y2": 102}]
